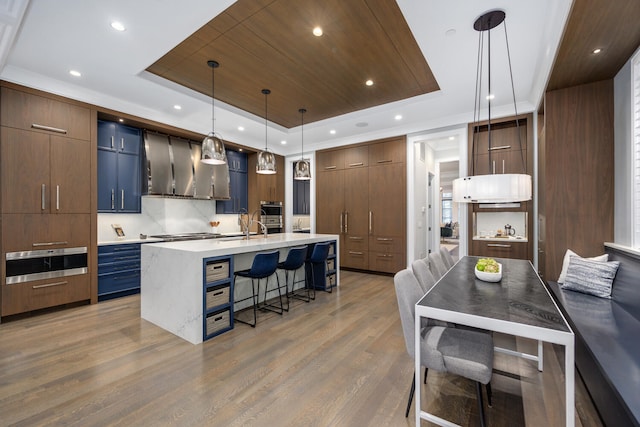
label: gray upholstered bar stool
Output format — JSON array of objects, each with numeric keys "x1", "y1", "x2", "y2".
[
  {"x1": 234, "y1": 250, "x2": 282, "y2": 327},
  {"x1": 276, "y1": 245, "x2": 309, "y2": 310}
]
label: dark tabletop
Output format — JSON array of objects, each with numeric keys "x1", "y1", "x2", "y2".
[{"x1": 417, "y1": 256, "x2": 571, "y2": 333}]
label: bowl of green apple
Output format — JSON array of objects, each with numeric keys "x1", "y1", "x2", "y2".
[{"x1": 475, "y1": 258, "x2": 502, "y2": 282}]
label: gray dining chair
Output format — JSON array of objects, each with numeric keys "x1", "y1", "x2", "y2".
[
  {"x1": 411, "y1": 258, "x2": 436, "y2": 293},
  {"x1": 394, "y1": 268, "x2": 494, "y2": 425},
  {"x1": 428, "y1": 251, "x2": 448, "y2": 280},
  {"x1": 440, "y1": 246, "x2": 455, "y2": 269}
]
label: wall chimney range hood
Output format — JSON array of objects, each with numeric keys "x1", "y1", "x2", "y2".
[{"x1": 144, "y1": 131, "x2": 230, "y2": 200}]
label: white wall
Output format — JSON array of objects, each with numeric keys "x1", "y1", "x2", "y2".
[{"x1": 614, "y1": 57, "x2": 633, "y2": 246}]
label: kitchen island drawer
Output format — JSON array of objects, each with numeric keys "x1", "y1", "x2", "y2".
[{"x1": 1, "y1": 274, "x2": 90, "y2": 316}]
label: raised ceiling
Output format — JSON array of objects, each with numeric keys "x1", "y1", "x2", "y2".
[{"x1": 147, "y1": 0, "x2": 439, "y2": 129}]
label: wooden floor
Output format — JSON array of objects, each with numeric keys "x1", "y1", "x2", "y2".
[{"x1": 0, "y1": 270, "x2": 603, "y2": 426}]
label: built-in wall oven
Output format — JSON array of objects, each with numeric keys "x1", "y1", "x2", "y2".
[
  {"x1": 5, "y1": 247, "x2": 88, "y2": 285},
  {"x1": 260, "y1": 201, "x2": 283, "y2": 234}
]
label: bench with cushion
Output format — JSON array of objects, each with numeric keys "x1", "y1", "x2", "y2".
[{"x1": 546, "y1": 244, "x2": 640, "y2": 427}]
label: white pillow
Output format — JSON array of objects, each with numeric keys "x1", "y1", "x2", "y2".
[{"x1": 557, "y1": 249, "x2": 608, "y2": 283}]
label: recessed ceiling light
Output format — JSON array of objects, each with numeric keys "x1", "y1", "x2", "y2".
[
  {"x1": 69, "y1": 70, "x2": 81, "y2": 77},
  {"x1": 238, "y1": 126, "x2": 245, "y2": 131},
  {"x1": 330, "y1": 130, "x2": 336, "y2": 135},
  {"x1": 173, "y1": 105, "x2": 182, "y2": 110},
  {"x1": 118, "y1": 118, "x2": 124, "y2": 123},
  {"x1": 313, "y1": 27, "x2": 323, "y2": 37},
  {"x1": 592, "y1": 48, "x2": 602, "y2": 54},
  {"x1": 486, "y1": 94, "x2": 495, "y2": 100},
  {"x1": 448, "y1": 136, "x2": 455, "y2": 141},
  {"x1": 111, "y1": 21, "x2": 126, "y2": 32},
  {"x1": 281, "y1": 140, "x2": 287, "y2": 145},
  {"x1": 394, "y1": 114, "x2": 402, "y2": 121},
  {"x1": 365, "y1": 79, "x2": 374, "y2": 86}
]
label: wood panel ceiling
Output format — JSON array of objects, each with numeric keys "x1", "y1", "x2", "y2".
[
  {"x1": 547, "y1": 0, "x2": 640, "y2": 91},
  {"x1": 146, "y1": 0, "x2": 438, "y2": 129}
]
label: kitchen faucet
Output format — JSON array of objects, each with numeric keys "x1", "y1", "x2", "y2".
[
  {"x1": 238, "y1": 208, "x2": 268, "y2": 239},
  {"x1": 250, "y1": 208, "x2": 268, "y2": 238}
]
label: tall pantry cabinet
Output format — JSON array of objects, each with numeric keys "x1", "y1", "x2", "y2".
[
  {"x1": 316, "y1": 136, "x2": 406, "y2": 274},
  {"x1": 0, "y1": 84, "x2": 96, "y2": 318}
]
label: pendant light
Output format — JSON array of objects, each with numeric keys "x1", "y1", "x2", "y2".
[
  {"x1": 201, "y1": 60, "x2": 227, "y2": 165},
  {"x1": 452, "y1": 10, "x2": 531, "y2": 203},
  {"x1": 256, "y1": 88, "x2": 277, "y2": 174},
  {"x1": 294, "y1": 108, "x2": 311, "y2": 180}
]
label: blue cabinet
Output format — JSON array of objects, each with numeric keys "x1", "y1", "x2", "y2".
[
  {"x1": 293, "y1": 178, "x2": 310, "y2": 215},
  {"x1": 98, "y1": 120, "x2": 142, "y2": 213},
  {"x1": 216, "y1": 150, "x2": 248, "y2": 214},
  {"x1": 98, "y1": 243, "x2": 141, "y2": 300},
  {"x1": 203, "y1": 256, "x2": 234, "y2": 340}
]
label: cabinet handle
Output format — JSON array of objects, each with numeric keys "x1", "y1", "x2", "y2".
[
  {"x1": 32, "y1": 280, "x2": 68, "y2": 289},
  {"x1": 113, "y1": 274, "x2": 140, "y2": 281},
  {"x1": 340, "y1": 213, "x2": 343, "y2": 233},
  {"x1": 56, "y1": 185, "x2": 60, "y2": 211},
  {"x1": 344, "y1": 212, "x2": 348, "y2": 234},
  {"x1": 41, "y1": 184, "x2": 46, "y2": 210},
  {"x1": 348, "y1": 236, "x2": 363, "y2": 240},
  {"x1": 377, "y1": 159, "x2": 392, "y2": 164},
  {"x1": 121, "y1": 189, "x2": 125, "y2": 210},
  {"x1": 33, "y1": 241, "x2": 68, "y2": 247},
  {"x1": 348, "y1": 162, "x2": 363, "y2": 167},
  {"x1": 503, "y1": 159, "x2": 505, "y2": 174},
  {"x1": 121, "y1": 137, "x2": 125, "y2": 150},
  {"x1": 487, "y1": 243, "x2": 511, "y2": 248},
  {"x1": 31, "y1": 123, "x2": 67, "y2": 134},
  {"x1": 348, "y1": 251, "x2": 364, "y2": 255},
  {"x1": 488, "y1": 145, "x2": 511, "y2": 151},
  {"x1": 492, "y1": 161, "x2": 495, "y2": 174},
  {"x1": 324, "y1": 166, "x2": 337, "y2": 170},
  {"x1": 110, "y1": 136, "x2": 114, "y2": 149},
  {"x1": 377, "y1": 237, "x2": 393, "y2": 241},
  {"x1": 377, "y1": 254, "x2": 394, "y2": 258},
  {"x1": 369, "y1": 211, "x2": 373, "y2": 234},
  {"x1": 111, "y1": 189, "x2": 115, "y2": 210}
]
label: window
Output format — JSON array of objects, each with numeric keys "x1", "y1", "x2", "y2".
[
  {"x1": 633, "y1": 50, "x2": 640, "y2": 248},
  {"x1": 441, "y1": 192, "x2": 452, "y2": 224}
]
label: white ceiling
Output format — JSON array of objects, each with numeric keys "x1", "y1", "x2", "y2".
[{"x1": 0, "y1": 0, "x2": 572, "y2": 155}]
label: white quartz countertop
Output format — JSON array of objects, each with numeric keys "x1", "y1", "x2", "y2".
[
  {"x1": 473, "y1": 236, "x2": 528, "y2": 242},
  {"x1": 99, "y1": 237, "x2": 164, "y2": 246},
  {"x1": 143, "y1": 232, "x2": 339, "y2": 257}
]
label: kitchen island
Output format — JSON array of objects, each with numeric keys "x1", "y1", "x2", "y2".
[{"x1": 140, "y1": 233, "x2": 339, "y2": 344}]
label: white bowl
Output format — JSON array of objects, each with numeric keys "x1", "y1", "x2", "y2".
[{"x1": 475, "y1": 263, "x2": 502, "y2": 282}]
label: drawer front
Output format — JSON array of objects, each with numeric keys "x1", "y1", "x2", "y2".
[
  {"x1": 2, "y1": 214, "x2": 90, "y2": 253},
  {"x1": 206, "y1": 308, "x2": 231, "y2": 337},
  {"x1": 369, "y1": 236, "x2": 404, "y2": 253},
  {"x1": 342, "y1": 249, "x2": 368, "y2": 270},
  {"x1": 98, "y1": 270, "x2": 140, "y2": 296},
  {"x1": 205, "y1": 260, "x2": 230, "y2": 283},
  {"x1": 206, "y1": 284, "x2": 230, "y2": 310},
  {"x1": 98, "y1": 247, "x2": 141, "y2": 267},
  {"x1": 1, "y1": 87, "x2": 91, "y2": 140},
  {"x1": 343, "y1": 235, "x2": 367, "y2": 251},
  {"x1": 2, "y1": 274, "x2": 90, "y2": 316},
  {"x1": 368, "y1": 252, "x2": 405, "y2": 274},
  {"x1": 471, "y1": 240, "x2": 528, "y2": 260}
]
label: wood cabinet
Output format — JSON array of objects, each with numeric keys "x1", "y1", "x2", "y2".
[
  {"x1": 97, "y1": 120, "x2": 142, "y2": 213},
  {"x1": 316, "y1": 136, "x2": 406, "y2": 273},
  {"x1": 249, "y1": 153, "x2": 285, "y2": 203},
  {"x1": 471, "y1": 239, "x2": 528, "y2": 260},
  {"x1": 1, "y1": 84, "x2": 94, "y2": 318}
]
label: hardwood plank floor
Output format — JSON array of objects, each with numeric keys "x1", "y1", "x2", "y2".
[{"x1": 0, "y1": 270, "x2": 602, "y2": 426}]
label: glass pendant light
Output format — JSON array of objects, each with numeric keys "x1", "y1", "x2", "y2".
[
  {"x1": 294, "y1": 108, "x2": 311, "y2": 180},
  {"x1": 201, "y1": 60, "x2": 227, "y2": 165},
  {"x1": 256, "y1": 88, "x2": 277, "y2": 174}
]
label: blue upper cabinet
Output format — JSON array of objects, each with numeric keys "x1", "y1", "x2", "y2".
[
  {"x1": 217, "y1": 150, "x2": 248, "y2": 214},
  {"x1": 98, "y1": 120, "x2": 142, "y2": 213},
  {"x1": 293, "y1": 174, "x2": 310, "y2": 215}
]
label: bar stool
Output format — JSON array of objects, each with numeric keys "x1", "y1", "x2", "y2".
[
  {"x1": 276, "y1": 245, "x2": 309, "y2": 310},
  {"x1": 309, "y1": 242, "x2": 332, "y2": 294},
  {"x1": 234, "y1": 250, "x2": 281, "y2": 327}
]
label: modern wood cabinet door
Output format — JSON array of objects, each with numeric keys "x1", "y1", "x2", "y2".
[
  {"x1": 316, "y1": 169, "x2": 344, "y2": 235},
  {"x1": 369, "y1": 138, "x2": 405, "y2": 165},
  {"x1": 343, "y1": 167, "x2": 369, "y2": 269},
  {"x1": 1, "y1": 128, "x2": 90, "y2": 214},
  {"x1": 2, "y1": 214, "x2": 91, "y2": 253},
  {"x1": 316, "y1": 149, "x2": 344, "y2": 171}
]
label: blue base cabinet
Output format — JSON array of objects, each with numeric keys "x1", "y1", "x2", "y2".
[
  {"x1": 98, "y1": 243, "x2": 141, "y2": 300},
  {"x1": 203, "y1": 256, "x2": 234, "y2": 340}
]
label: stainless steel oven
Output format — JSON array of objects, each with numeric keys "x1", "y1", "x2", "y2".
[
  {"x1": 260, "y1": 201, "x2": 283, "y2": 233},
  {"x1": 5, "y1": 247, "x2": 88, "y2": 285}
]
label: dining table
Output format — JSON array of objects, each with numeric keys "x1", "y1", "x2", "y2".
[{"x1": 414, "y1": 256, "x2": 575, "y2": 426}]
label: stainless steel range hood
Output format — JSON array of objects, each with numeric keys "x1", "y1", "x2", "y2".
[{"x1": 144, "y1": 131, "x2": 230, "y2": 200}]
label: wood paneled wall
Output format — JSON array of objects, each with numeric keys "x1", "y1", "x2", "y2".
[{"x1": 540, "y1": 79, "x2": 614, "y2": 281}]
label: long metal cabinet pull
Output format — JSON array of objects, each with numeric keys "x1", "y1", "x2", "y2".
[
  {"x1": 488, "y1": 145, "x2": 511, "y2": 151},
  {"x1": 32, "y1": 241, "x2": 68, "y2": 247},
  {"x1": 110, "y1": 136, "x2": 114, "y2": 149},
  {"x1": 111, "y1": 189, "x2": 115, "y2": 210},
  {"x1": 340, "y1": 212, "x2": 343, "y2": 233},
  {"x1": 348, "y1": 162, "x2": 363, "y2": 167},
  {"x1": 503, "y1": 159, "x2": 505, "y2": 174},
  {"x1": 487, "y1": 243, "x2": 511, "y2": 248},
  {"x1": 56, "y1": 185, "x2": 60, "y2": 210},
  {"x1": 369, "y1": 211, "x2": 372, "y2": 234},
  {"x1": 31, "y1": 123, "x2": 67, "y2": 134},
  {"x1": 377, "y1": 159, "x2": 392, "y2": 164},
  {"x1": 121, "y1": 189, "x2": 125, "y2": 209},
  {"x1": 121, "y1": 137, "x2": 124, "y2": 150},
  {"x1": 32, "y1": 281, "x2": 68, "y2": 289},
  {"x1": 344, "y1": 212, "x2": 348, "y2": 233},
  {"x1": 41, "y1": 184, "x2": 46, "y2": 210}
]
